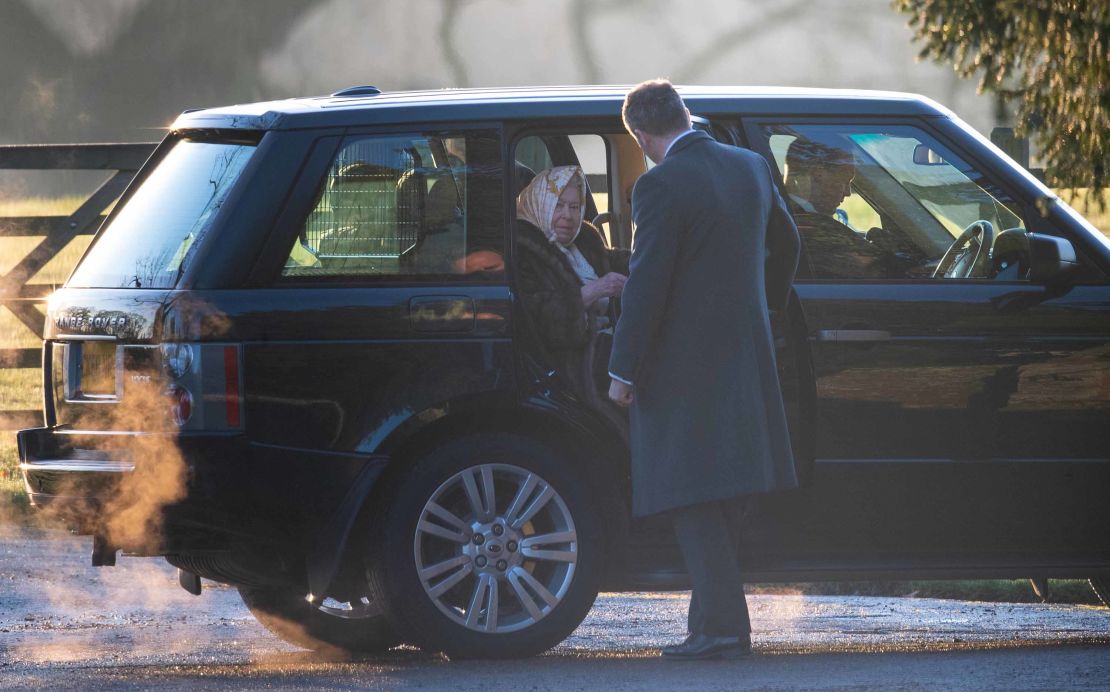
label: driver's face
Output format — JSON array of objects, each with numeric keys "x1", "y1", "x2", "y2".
[{"x1": 804, "y1": 164, "x2": 855, "y2": 216}]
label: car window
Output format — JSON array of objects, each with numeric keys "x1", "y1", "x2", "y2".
[
  {"x1": 761, "y1": 123, "x2": 1027, "y2": 281},
  {"x1": 281, "y1": 130, "x2": 504, "y2": 281},
  {"x1": 69, "y1": 137, "x2": 257, "y2": 289},
  {"x1": 570, "y1": 134, "x2": 609, "y2": 217},
  {"x1": 515, "y1": 135, "x2": 553, "y2": 184}
]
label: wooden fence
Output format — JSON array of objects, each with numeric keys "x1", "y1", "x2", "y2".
[{"x1": 0, "y1": 143, "x2": 157, "y2": 429}]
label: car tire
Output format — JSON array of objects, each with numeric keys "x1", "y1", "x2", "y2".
[
  {"x1": 238, "y1": 585, "x2": 399, "y2": 654},
  {"x1": 1090, "y1": 578, "x2": 1110, "y2": 607},
  {"x1": 366, "y1": 433, "x2": 603, "y2": 659}
]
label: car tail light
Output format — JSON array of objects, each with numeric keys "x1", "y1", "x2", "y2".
[
  {"x1": 223, "y1": 346, "x2": 240, "y2": 427},
  {"x1": 168, "y1": 385, "x2": 193, "y2": 426}
]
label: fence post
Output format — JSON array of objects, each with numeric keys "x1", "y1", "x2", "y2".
[{"x1": 0, "y1": 143, "x2": 157, "y2": 430}]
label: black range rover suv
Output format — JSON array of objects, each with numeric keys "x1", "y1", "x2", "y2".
[{"x1": 18, "y1": 86, "x2": 1110, "y2": 658}]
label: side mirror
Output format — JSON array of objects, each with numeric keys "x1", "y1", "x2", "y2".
[{"x1": 1027, "y1": 232, "x2": 1078, "y2": 285}]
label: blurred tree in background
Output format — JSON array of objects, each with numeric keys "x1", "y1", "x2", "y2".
[
  {"x1": 0, "y1": 0, "x2": 323, "y2": 144},
  {"x1": 895, "y1": 0, "x2": 1108, "y2": 198}
]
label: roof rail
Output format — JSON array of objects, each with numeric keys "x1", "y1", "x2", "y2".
[{"x1": 331, "y1": 85, "x2": 382, "y2": 97}]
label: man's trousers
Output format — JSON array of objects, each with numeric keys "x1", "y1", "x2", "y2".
[{"x1": 670, "y1": 498, "x2": 752, "y2": 638}]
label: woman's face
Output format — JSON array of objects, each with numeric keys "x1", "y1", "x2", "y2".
[{"x1": 550, "y1": 182, "x2": 582, "y2": 245}]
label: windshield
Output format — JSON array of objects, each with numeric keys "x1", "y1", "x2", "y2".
[
  {"x1": 848, "y1": 130, "x2": 1024, "y2": 240},
  {"x1": 68, "y1": 137, "x2": 257, "y2": 289}
]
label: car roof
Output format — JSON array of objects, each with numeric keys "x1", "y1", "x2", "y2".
[{"x1": 172, "y1": 85, "x2": 952, "y2": 131}]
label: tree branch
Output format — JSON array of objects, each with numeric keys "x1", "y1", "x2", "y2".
[
  {"x1": 440, "y1": 0, "x2": 470, "y2": 87},
  {"x1": 673, "y1": 0, "x2": 814, "y2": 82},
  {"x1": 570, "y1": 0, "x2": 648, "y2": 84},
  {"x1": 570, "y1": 0, "x2": 601, "y2": 84}
]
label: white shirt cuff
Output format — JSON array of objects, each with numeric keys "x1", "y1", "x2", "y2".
[{"x1": 609, "y1": 371, "x2": 633, "y2": 386}]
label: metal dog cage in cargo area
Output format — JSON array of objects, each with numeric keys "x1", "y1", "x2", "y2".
[{"x1": 301, "y1": 139, "x2": 431, "y2": 273}]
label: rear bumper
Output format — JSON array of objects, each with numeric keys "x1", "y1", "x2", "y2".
[
  {"x1": 18, "y1": 426, "x2": 385, "y2": 554},
  {"x1": 19, "y1": 428, "x2": 102, "y2": 499},
  {"x1": 18, "y1": 426, "x2": 250, "y2": 550},
  {"x1": 18, "y1": 425, "x2": 244, "y2": 508}
]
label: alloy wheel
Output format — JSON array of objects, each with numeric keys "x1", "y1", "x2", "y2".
[{"x1": 412, "y1": 463, "x2": 579, "y2": 634}]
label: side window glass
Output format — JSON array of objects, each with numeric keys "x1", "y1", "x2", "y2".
[
  {"x1": 569, "y1": 134, "x2": 611, "y2": 242},
  {"x1": 762, "y1": 124, "x2": 1027, "y2": 281},
  {"x1": 282, "y1": 130, "x2": 504, "y2": 280},
  {"x1": 514, "y1": 136, "x2": 550, "y2": 198}
]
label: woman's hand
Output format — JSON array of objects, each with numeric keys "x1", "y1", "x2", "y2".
[{"x1": 580, "y1": 272, "x2": 627, "y2": 307}]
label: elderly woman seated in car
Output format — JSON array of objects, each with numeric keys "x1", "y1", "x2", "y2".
[{"x1": 515, "y1": 165, "x2": 629, "y2": 404}]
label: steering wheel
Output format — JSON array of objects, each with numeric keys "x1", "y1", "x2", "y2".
[{"x1": 932, "y1": 220, "x2": 995, "y2": 279}]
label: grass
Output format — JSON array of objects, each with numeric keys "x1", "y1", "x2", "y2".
[
  {"x1": 0, "y1": 308, "x2": 42, "y2": 349},
  {"x1": 0, "y1": 436, "x2": 30, "y2": 514},
  {"x1": 1058, "y1": 189, "x2": 1110, "y2": 233},
  {"x1": 0, "y1": 235, "x2": 92, "y2": 285},
  {"x1": 1, "y1": 195, "x2": 1108, "y2": 606},
  {"x1": 0, "y1": 368, "x2": 42, "y2": 410},
  {"x1": 0, "y1": 194, "x2": 92, "y2": 217}
]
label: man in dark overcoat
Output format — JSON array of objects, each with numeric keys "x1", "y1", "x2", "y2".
[{"x1": 608, "y1": 80, "x2": 801, "y2": 660}]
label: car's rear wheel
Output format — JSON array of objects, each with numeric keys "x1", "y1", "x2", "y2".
[
  {"x1": 1090, "y1": 578, "x2": 1110, "y2": 606},
  {"x1": 239, "y1": 584, "x2": 399, "y2": 654},
  {"x1": 366, "y1": 434, "x2": 603, "y2": 659}
]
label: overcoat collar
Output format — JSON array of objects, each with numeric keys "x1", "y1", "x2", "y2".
[{"x1": 665, "y1": 129, "x2": 713, "y2": 160}]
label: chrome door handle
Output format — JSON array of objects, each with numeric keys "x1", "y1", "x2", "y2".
[
  {"x1": 815, "y1": 329, "x2": 892, "y2": 342},
  {"x1": 409, "y1": 296, "x2": 476, "y2": 333}
]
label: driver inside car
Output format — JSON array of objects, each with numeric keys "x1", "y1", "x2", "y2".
[{"x1": 783, "y1": 136, "x2": 892, "y2": 279}]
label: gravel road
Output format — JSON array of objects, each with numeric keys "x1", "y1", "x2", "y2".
[{"x1": 2, "y1": 526, "x2": 1109, "y2": 689}]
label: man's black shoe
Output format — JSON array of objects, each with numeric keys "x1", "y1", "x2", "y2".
[{"x1": 661, "y1": 634, "x2": 752, "y2": 660}]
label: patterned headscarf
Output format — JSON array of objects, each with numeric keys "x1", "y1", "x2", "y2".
[
  {"x1": 516, "y1": 165, "x2": 607, "y2": 317},
  {"x1": 516, "y1": 165, "x2": 587, "y2": 246}
]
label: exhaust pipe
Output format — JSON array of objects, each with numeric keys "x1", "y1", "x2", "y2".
[{"x1": 91, "y1": 533, "x2": 118, "y2": 566}]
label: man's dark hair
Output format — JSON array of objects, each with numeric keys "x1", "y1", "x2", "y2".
[
  {"x1": 785, "y1": 137, "x2": 855, "y2": 173},
  {"x1": 622, "y1": 79, "x2": 688, "y2": 136}
]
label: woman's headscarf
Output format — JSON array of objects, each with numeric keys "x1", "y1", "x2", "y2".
[
  {"x1": 516, "y1": 165, "x2": 587, "y2": 246},
  {"x1": 516, "y1": 165, "x2": 607, "y2": 315}
]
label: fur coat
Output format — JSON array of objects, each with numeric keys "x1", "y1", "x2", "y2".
[{"x1": 515, "y1": 219, "x2": 630, "y2": 401}]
